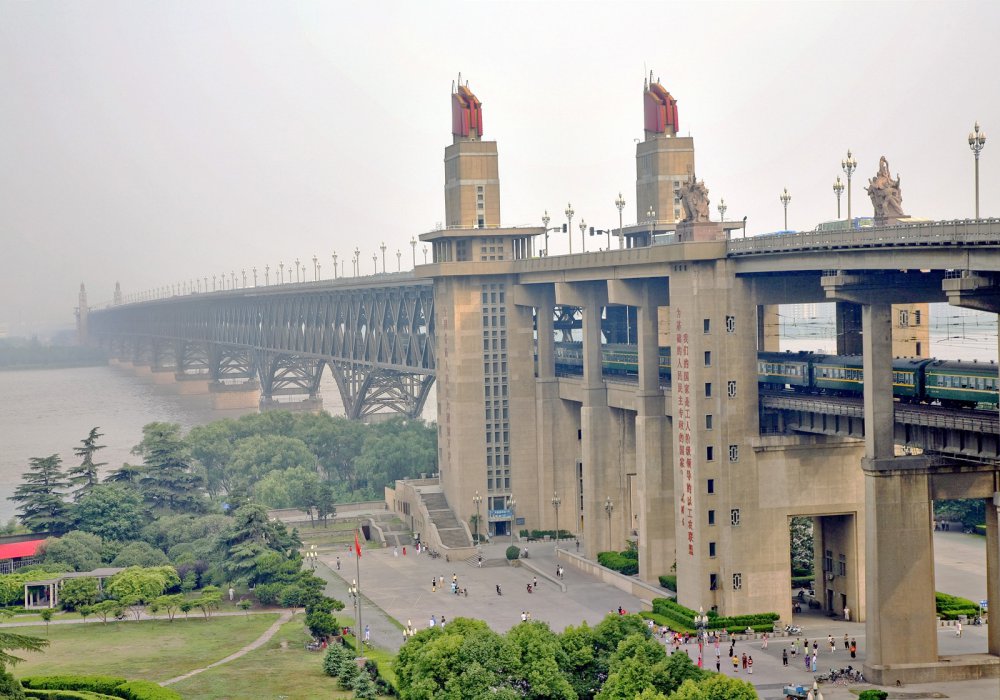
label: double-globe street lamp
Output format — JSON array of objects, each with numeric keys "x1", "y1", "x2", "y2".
[
  {"x1": 551, "y1": 492, "x2": 561, "y2": 548},
  {"x1": 717, "y1": 198, "x2": 727, "y2": 222},
  {"x1": 565, "y1": 203, "x2": 575, "y2": 254},
  {"x1": 615, "y1": 192, "x2": 626, "y2": 249},
  {"x1": 969, "y1": 121, "x2": 987, "y2": 219},
  {"x1": 780, "y1": 188, "x2": 791, "y2": 231},
  {"x1": 841, "y1": 149, "x2": 858, "y2": 225},
  {"x1": 472, "y1": 491, "x2": 483, "y2": 544},
  {"x1": 833, "y1": 176, "x2": 845, "y2": 219},
  {"x1": 507, "y1": 496, "x2": 517, "y2": 545},
  {"x1": 604, "y1": 497, "x2": 614, "y2": 551}
]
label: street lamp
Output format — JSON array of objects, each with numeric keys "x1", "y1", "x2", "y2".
[
  {"x1": 541, "y1": 210, "x2": 550, "y2": 255},
  {"x1": 372, "y1": 253, "x2": 377, "y2": 275},
  {"x1": 604, "y1": 497, "x2": 614, "y2": 551},
  {"x1": 348, "y1": 578, "x2": 362, "y2": 656},
  {"x1": 380, "y1": 242, "x2": 387, "y2": 273},
  {"x1": 565, "y1": 203, "x2": 574, "y2": 254},
  {"x1": 833, "y1": 176, "x2": 845, "y2": 220},
  {"x1": 507, "y1": 496, "x2": 517, "y2": 545},
  {"x1": 294, "y1": 258, "x2": 301, "y2": 283},
  {"x1": 264, "y1": 266, "x2": 270, "y2": 285},
  {"x1": 312, "y1": 255, "x2": 318, "y2": 281},
  {"x1": 212, "y1": 275, "x2": 217, "y2": 292},
  {"x1": 615, "y1": 192, "x2": 626, "y2": 249},
  {"x1": 396, "y1": 249, "x2": 401, "y2": 272},
  {"x1": 579, "y1": 219, "x2": 587, "y2": 253},
  {"x1": 718, "y1": 198, "x2": 727, "y2": 222},
  {"x1": 354, "y1": 247, "x2": 360, "y2": 276},
  {"x1": 241, "y1": 269, "x2": 247, "y2": 288},
  {"x1": 551, "y1": 492, "x2": 561, "y2": 548},
  {"x1": 969, "y1": 121, "x2": 987, "y2": 219},
  {"x1": 780, "y1": 188, "x2": 792, "y2": 231},
  {"x1": 841, "y1": 149, "x2": 858, "y2": 225},
  {"x1": 279, "y1": 262, "x2": 285, "y2": 285},
  {"x1": 472, "y1": 491, "x2": 483, "y2": 543},
  {"x1": 646, "y1": 207, "x2": 656, "y2": 245},
  {"x1": 410, "y1": 236, "x2": 417, "y2": 267},
  {"x1": 423, "y1": 246, "x2": 428, "y2": 264},
  {"x1": 252, "y1": 267, "x2": 258, "y2": 287},
  {"x1": 305, "y1": 544, "x2": 317, "y2": 569},
  {"x1": 332, "y1": 252, "x2": 338, "y2": 279},
  {"x1": 695, "y1": 606, "x2": 708, "y2": 640}
]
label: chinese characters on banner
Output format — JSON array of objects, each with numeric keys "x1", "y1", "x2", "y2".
[{"x1": 674, "y1": 309, "x2": 695, "y2": 556}]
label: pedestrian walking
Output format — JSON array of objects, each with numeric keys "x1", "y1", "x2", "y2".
[
  {"x1": 364, "y1": 624, "x2": 370, "y2": 642},
  {"x1": 850, "y1": 639, "x2": 857, "y2": 659},
  {"x1": 844, "y1": 633, "x2": 849, "y2": 650},
  {"x1": 782, "y1": 648, "x2": 788, "y2": 666},
  {"x1": 804, "y1": 650, "x2": 810, "y2": 670},
  {"x1": 393, "y1": 546, "x2": 398, "y2": 557},
  {"x1": 761, "y1": 632, "x2": 768, "y2": 649},
  {"x1": 715, "y1": 658, "x2": 721, "y2": 673},
  {"x1": 732, "y1": 654, "x2": 739, "y2": 672},
  {"x1": 478, "y1": 554, "x2": 483, "y2": 567},
  {"x1": 747, "y1": 655, "x2": 753, "y2": 674},
  {"x1": 956, "y1": 621, "x2": 963, "y2": 637},
  {"x1": 336, "y1": 556, "x2": 341, "y2": 570},
  {"x1": 828, "y1": 634, "x2": 835, "y2": 653},
  {"x1": 811, "y1": 653, "x2": 818, "y2": 672},
  {"x1": 844, "y1": 606, "x2": 850, "y2": 621},
  {"x1": 496, "y1": 584, "x2": 502, "y2": 596},
  {"x1": 741, "y1": 653, "x2": 747, "y2": 670}
]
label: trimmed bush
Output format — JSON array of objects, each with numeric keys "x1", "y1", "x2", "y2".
[
  {"x1": 19, "y1": 676, "x2": 180, "y2": 700},
  {"x1": 858, "y1": 691, "x2": 888, "y2": 700},
  {"x1": 658, "y1": 575, "x2": 677, "y2": 592},
  {"x1": 505, "y1": 545, "x2": 520, "y2": 561},
  {"x1": 791, "y1": 575, "x2": 813, "y2": 589},
  {"x1": 597, "y1": 551, "x2": 638, "y2": 576},
  {"x1": 651, "y1": 598, "x2": 779, "y2": 631},
  {"x1": 114, "y1": 681, "x2": 182, "y2": 700},
  {"x1": 936, "y1": 592, "x2": 980, "y2": 619},
  {"x1": 23, "y1": 691, "x2": 113, "y2": 699}
]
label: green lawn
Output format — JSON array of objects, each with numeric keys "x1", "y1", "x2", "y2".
[
  {"x1": 169, "y1": 619, "x2": 354, "y2": 699},
  {"x1": 11, "y1": 614, "x2": 279, "y2": 682}
]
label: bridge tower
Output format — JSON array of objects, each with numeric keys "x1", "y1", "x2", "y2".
[
  {"x1": 634, "y1": 73, "x2": 694, "y2": 244},
  {"x1": 75, "y1": 283, "x2": 89, "y2": 344},
  {"x1": 444, "y1": 74, "x2": 500, "y2": 229}
]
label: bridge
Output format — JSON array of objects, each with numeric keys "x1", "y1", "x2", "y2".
[{"x1": 79, "y1": 77, "x2": 1000, "y2": 685}]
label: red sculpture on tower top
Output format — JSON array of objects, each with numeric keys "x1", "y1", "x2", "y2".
[
  {"x1": 452, "y1": 73, "x2": 483, "y2": 139},
  {"x1": 644, "y1": 72, "x2": 679, "y2": 136}
]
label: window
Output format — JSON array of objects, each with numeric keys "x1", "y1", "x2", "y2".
[
  {"x1": 824, "y1": 549, "x2": 833, "y2": 572},
  {"x1": 707, "y1": 478, "x2": 715, "y2": 494},
  {"x1": 703, "y1": 319, "x2": 711, "y2": 333},
  {"x1": 730, "y1": 508, "x2": 741, "y2": 526},
  {"x1": 914, "y1": 309, "x2": 921, "y2": 326},
  {"x1": 729, "y1": 444, "x2": 739, "y2": 462},
  {"x1": 838, "y1": 554, "x2": 847, "y2": 577},
  {"x1": 710, "y1": 573, "x2": 718, "y2": 590},
  {"x1": 705, "y1": 382, "x2": 712, "y2": 397},
  {"x1": 708, "y1": 510, "x2": 716, "y2": 526},
  {"x1": 706, "y1": 415, "x2": 713, "y2": 430},
  {"x1": 898, "y1": 310, "x2": 909, "y2": 327},
  {"x1": 727, "y1": 380, "x2": 737, "y2": 398},
  {"x1": 732, "y1": 572, "x2": 743, "y2": 590},
  {"x1": 709, "y1": 541, "x2": 716, "y2": 557},
  {"x1": 706, "y1": 446, "x2": 715, "y2": 461},
  {"x1": 725, "y1": 315, "x2": 736, "y2": 333},
  {"x1": 704, "y1": 351, "x2": 712, "y2": 366}
]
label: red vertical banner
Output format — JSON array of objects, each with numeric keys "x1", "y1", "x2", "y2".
[{"x1": 355, "y1": 531, "x2": 362, "y2": 558}]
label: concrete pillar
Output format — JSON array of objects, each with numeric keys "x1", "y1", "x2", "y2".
[
  {"x1": 209, "y1": 380, "x2": 261, "y2": 410},
  {"x1": 863, "y1": 470, "x2": 937, "y2": 678},
  {"x1": 635, "y1": 294, "x2": 673, "y2": 580},
  {"x1": 862, "y1": 304, "x2": 894, "y2": 461},
  {"x1": 150, "y1": 368, "x2": 177, "y2": 385},
  {"x1": 987, "y1": 492, "x2": 1000, "y2": 655},
  {"x1": 836, "y1": 302, "x2": 863, "y2": 355},
  {"x1": 757, "y1": 305, "x2": 780, "y2": 352},
  {"x1": 174, "y1": 374, "x2": 211, "y2": 395}
]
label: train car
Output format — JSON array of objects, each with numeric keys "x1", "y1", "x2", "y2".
[
  {"x1": 893, "y1": 358, "x2": 933, "y2": 401},
  {"x1": 811, "y1": 354, "x2": 864, "y2": 395},
  {"x1": 923, "y1": 359, "x2": 1000, "y2": 408},
  {"x1": 602, "y1": 343, "x2": 639, "y2": 376},
  {"x1": 554, "y1": 341, "x2": 583, "y2": 374},
  {"x1": 757, "y1": 351, "x2": 814, "y2": 390}
]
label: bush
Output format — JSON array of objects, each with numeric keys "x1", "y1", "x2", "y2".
[
  {"x1": 651, "y1": 598, "x2": 779, "y2": 631},
  {"x1": 0, "y1": 669, "x2": 25, "y2": 699},
  {"x1": 323, "y1": 642, "x2": 352, "y2": 677},
  {"x1": 935, "y1": 592, "x2": 980, "y2": 619},
  {"x1": 658, "y1": 575, "x2": 677, "y2": 592},
  {"x1": 597, "y1": 551, "x2": 638, "y2": 576},
  {"x1": 19, "y1": 676, "x2": 181, "y2": 700},
  {"x1": 791, "y1": 575, "x2": 813, "y2": 589},
  {"x1": 505, "y1": 546, "x2": 520, "y2": 561},
  {"x1": 114, "y1": 681, "x2": 183, "y2": 700},
  {"x1": 858, "y1": 691, "x2": 888, "y2": 700}
]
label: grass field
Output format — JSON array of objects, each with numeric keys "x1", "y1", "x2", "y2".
[{"x1": 11, "y1": 614, "x2": 279, "y2": 682}]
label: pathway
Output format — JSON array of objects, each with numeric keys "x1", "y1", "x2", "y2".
[{"x1": 160, "y1": 609, "x2": 294, "y2": 686}]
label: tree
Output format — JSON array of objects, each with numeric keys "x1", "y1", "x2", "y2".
[
  {"x1": 0, "y1": 629, "x2": 47, "y2": 669},
  {"x1": 67, "y1": 427, "x2": 107, "y2": 500},
  {"x1": 105, "y1": 566, "x2": 179, "y2": 603},
  {"x1": 186, "y1": 420, "x2": 237, "y2": 497},
  {"x1": 306, "y1": 609, "x2": 338, "y2": 639},
  {"x1": 132, "y1": 422, "x2": 207, "y2": 513},
  {"x1": 59, "y1": 577, "x2": 99, "y2": 611},
  {"x1": 104, "y1": 462, "x2": 141, "y2": 485},
  {"x1": 226, "y1": 434, "x2": 316, "y2": 495},
  {"x1": 154, "y1": 593, "x2": 185, "y2": 621},
  {"x1": 789, "y1": 516, "x2": 814, "y2": 575},
  {"x1": 73, "y1": 484, "x2": 146, "y2": 541},
  {"x1": 10, "y1": 455, "x2": 71, "y2": 534},
  {"x1": 670, "y1": 675, "x2": 758, "y2": 700},
  {"x1": 505, "y1": 621, "x2": 576, "y2": 699},
  {"x1": 220, "y1": 503, "x2": 300, "y2": 586},
  {"x1": 41, "y1": 531, "x2": 104, "y2": 571},
  {"x1": 195, "y1": 587, "x2": 222, "y2": 619},
  {"x1": 111, "y1": 541, "x2": 170, "y2": 568},
  {"x1": 90, "y1": 600, "x2": 122, "y2": 624}
]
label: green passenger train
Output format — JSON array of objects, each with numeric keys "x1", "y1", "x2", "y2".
[{"x1": 552, "y1": 343, "x2": 999, "y2": 409}]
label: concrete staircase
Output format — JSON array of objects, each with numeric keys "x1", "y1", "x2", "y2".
[{"x1": 421, "y1": 492, "x2": 473, "y2": 549}]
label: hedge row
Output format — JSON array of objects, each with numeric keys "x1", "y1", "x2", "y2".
[
  {"x1": 597, "y1": 552, "x2": 638, "y2": 576},
  {"x1": 936, "y1": 592, "x2": 980, "y2": 619},
  {"x1": 658, "y1": 575, "x2": 677, "y2": 592},
  {"x1": 651, "y1": 598, "x2": 779, "y2": 630},
  {"x1": 791, "y1": 576, "x2": 813, "y2": 589},
  {"x1": 23, "y1": 690, "x2": 115, "y2": 700},
  {"x1": 20, "y1": 677, "x2": 181, "y2": 700},
  {"x1": 518, "y1": 529, "x2": 573, "y2": 540}
]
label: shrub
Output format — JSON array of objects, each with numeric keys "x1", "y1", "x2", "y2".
[
  {"x1": 597, "y1": 551, "x2": 638, "y2": 576},
  {"x1": 323, "y1": 642, "x2": 352, "y2": 677},
  {"x1": 114, "y1": 680, "x2": 183, "y2": 700},
  {"x1": 858, "y1": 691, "x2": 888, "y2": 700},
  {"x1": 651, "y1": 598, "x2": 779, "y2": 631},
  {"x1": 21, "y1": 676, "x2": 127, "y2": 694},
  {"x1": 505, "y1": 546, "x2": 520, "y2": 561},
  {"x1": 0, "y1": 669, "x2": 25, "y2": 699},
  {"x1": 658, "y1": 575, "x2": 677, "y2": 592},
  {"x1": 253, "y1": 583, "x2": 283, "y2": 605}
]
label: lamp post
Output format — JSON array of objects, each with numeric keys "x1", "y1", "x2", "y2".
[
  {"x1": 841, "y1": 149, "x2": 857, "y2": 225},
  {"x1": 264, "y1": 266, "x2": 270, "y2": 285},
  {"x1": 541, "y1": 210, "x2": 550, "y2": 256},
  {"x1": 279, "y1": 262, "x2": 285, "y2": 285},
  {"x1": 354, "y1": 247, "x2": 360, "y2": 276},
  {"x1": 305, "y1": 544, "x2": 317, "y2": 570},
  {"x1": 969, "y1": 121, "x2": 987, "y2": 219},
  {"x1": 348, "y1": 579, "x2": 362, "y2": 656},
  {"x1": 695, "y1": 606, "x2": 708, "y2": 641},
  {"x1": 780, "y1": 188, "x2": 791, "y2": 231},
  {"x1": 241, "y1": 269, "x2": 247, "y2": 288},
  {"x1": 718, "y1": 198, "x2": 727, "y2": 222},
  {"x1": 252, "y1": 267, "x2": 258, "y2": 287},
  {"x1": 832, "y1": 176, "x2": 845, "y2": 220},
  {"x1": 507, "y1": 496, "x2": 517, "y2": 544},
  {"x1": 380, "y1": 242, "x2": 387, "y2": 273},
  {"x1": 565, "y1": 203, "x2": 574, "y2": 254},
  {"x1": 410, "y1": 236, "x2": 417, "y2": 267},
  {"x1": 551, "y1": 492, "x2": 561, "y2": 548},
  {"x1": 332, "y1": 252, "x2": 338, "y2": 279},
  {"x1": 423, "y1": 246, "x2": 428, "y2": 263},
  {"x1": 212, "y1": 275, "x2": 216, "y2": 292},
  {"x1": 312, "y1": 255, "x2": 318, "y2": 281},
  {"x1": 472, "y1": 491, "x2": 482, "y2": 543},
  {"x1": 646, "y1": 207, "x2": 656, "y2": 245},
  {"x1": 396, "y1": 249, "x2": 401, "y2": 272},
  {"x1": 604, "y1": 497, "x2": 614, "y2": 551},
  {"x1": 615, "y1": 192, "x2": 626, "y2": 249},
  {"x1": 294, "y1": 258, "x2": 301, "y2": 283},
  {"x1": 372, "y1": 253, "x2": 377, "y2": 275},
  {"x1": 231, "y1": 271, "x2": 236, "y2": 289}
]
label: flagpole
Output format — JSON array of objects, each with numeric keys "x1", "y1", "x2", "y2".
[{"x1": 354, "y1": 526, "x2": 363, "y2": 658}]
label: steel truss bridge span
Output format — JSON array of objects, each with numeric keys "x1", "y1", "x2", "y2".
[{"x1": 88, "y1": 276, "x2": 435, "y2": 419}]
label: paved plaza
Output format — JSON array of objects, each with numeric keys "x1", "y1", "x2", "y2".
[{"x1": 313, "y1": 533, "x2": 1000, "y2": 700}]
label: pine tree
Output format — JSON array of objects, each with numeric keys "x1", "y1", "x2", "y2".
[
  {"x1": 67, "y1": 427, "x2": 107, "y2": 500},
  {"x1": 132, "y1": 422, "x2": 206, "y2": 513},
  {"x1": 9, "y1": 455, "x2": 71, "y2": 534}
]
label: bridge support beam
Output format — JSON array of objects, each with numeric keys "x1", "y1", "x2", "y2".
[
  {"x1": 209, "y1": 380, "x2": 261, "y2": 410},
  {"x1": 989, "y1": 492, "x2": 1000, "y2": 656}
]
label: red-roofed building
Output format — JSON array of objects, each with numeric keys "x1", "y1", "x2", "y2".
[{"x1": 0, "y1": 538, "x2": 44, "y2": 574}]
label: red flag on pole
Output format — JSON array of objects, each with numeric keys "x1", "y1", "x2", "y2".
[{"x1": 354, "y1": 530, "x2": 362, "y2": 558}]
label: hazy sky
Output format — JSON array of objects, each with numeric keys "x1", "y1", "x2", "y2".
[{"x1": 2, "y1": 1, "x2": 998, "y2": 333}]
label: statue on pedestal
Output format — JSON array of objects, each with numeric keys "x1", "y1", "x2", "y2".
[
  {"x1": 678, "y1": 174, "x2": 711, "y2": 223},
  {"x1": 865, "y1": 156, "x2": 906, "y2": 219}
]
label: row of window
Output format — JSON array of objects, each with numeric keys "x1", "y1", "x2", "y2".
[
  {"x1": 709, "y1": 572, "x2": 743, "y2": 591},
  {"x1": 823, "y1": 549, "x2": 848, "y2": 577},
  {"x1": 482, "y1": 284, "x2": 510, "y2": 497},
  {"x1": 930, "y1": 374, "x2": 998, "y2": 390},
  {"x1": 817, "y1": 366, "x2": 863, "y2": 381}
]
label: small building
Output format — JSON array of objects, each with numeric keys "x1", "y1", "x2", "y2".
[
  {"x1": 23, "y1": 568, "x2": 124, "y2": 610},
  {"x1": 0, "y1": 538, "x2": 45, "y2": 574}
]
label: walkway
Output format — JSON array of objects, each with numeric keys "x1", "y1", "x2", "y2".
[{"x1": 160, "y1": 609, "x2": 294, "y2": 686}]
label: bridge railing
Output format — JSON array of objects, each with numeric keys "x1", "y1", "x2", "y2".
[{"x1": 726, "y1": 218, "x2": 1000, "y2": 256}]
